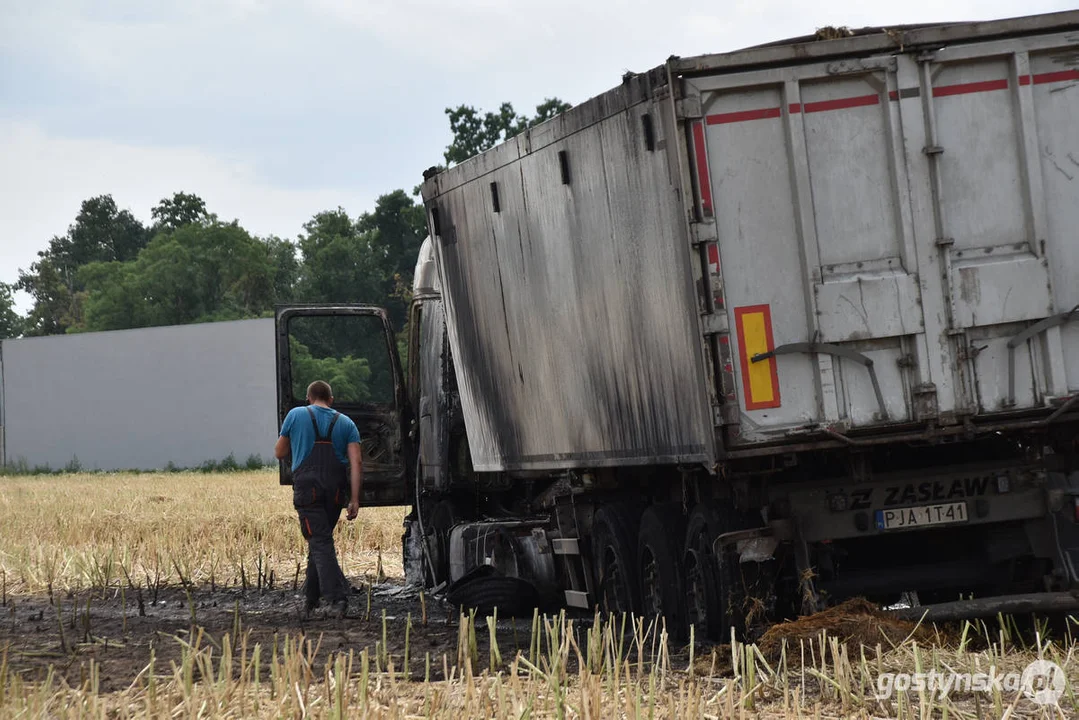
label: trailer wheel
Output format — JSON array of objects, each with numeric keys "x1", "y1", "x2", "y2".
[
  {"x1": 684, "y1": 505, "x2": 722, "y2": 640},
  {"x1": 685, "y1": 503, "x2": 777, "y2": 641},
  {"x1": 684, "y1": 503, "x2": 743, "y2": 640},
  {"x1": 592, "y1": 503, "x2": 641, "y2": 616},
  {"x1": 638, "y1": 503, "x2": 688, "y2": 639}
]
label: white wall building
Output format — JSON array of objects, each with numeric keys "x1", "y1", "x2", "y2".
[{"x1": 0, "y1": 318, "x2": 277, "y2": 471}]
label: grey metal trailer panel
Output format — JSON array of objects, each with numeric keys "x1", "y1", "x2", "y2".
[
  {"x1": 687, "y1": 14, "x2": 1079, "y2": 447},
  {"x1": 423, "y1": 11, "x2": 1079, "y2": 470},
  {"x1": 671, "y1": 11, "x2": 1079, "y2": 75},
  {"x1": 424, "y1": 77, "x2": 714, "y2": 473}
]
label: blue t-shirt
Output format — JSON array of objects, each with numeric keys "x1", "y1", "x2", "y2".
[{"x1": 279, "y1": 405, "x2": 361, "y2": 471}]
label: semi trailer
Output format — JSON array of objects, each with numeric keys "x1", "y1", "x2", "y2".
[{"x1": 277, "y1": 10, "x2": 1079, "y2": 636}]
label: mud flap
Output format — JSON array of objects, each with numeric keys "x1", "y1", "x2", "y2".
[
  {"x1": 402, "y1": 517, "x2": 427, "y2": 587},
  {"x1": 715, "y1": 527, "x2": 787, "y2": 639}
]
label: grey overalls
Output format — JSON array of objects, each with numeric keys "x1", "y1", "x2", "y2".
[{"x1": 293, "y1": 407, "x2": 350, "y2": 607}]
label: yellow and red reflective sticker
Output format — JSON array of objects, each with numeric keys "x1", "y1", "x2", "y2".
[{"x1": 734, "y1": 305, "x2": 781, "y2": 410}]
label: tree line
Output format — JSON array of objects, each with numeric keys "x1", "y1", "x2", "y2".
[{"x1": 0, "y1": 99, "x2": 570, "y2": 340}]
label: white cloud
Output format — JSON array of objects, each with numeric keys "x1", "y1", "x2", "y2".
[
  {"x1": 0, "y1": 120, "x2": 374, "y2": 308},
  {"x1": 307, "y1": 0, "x2": 1076, "y2": 71},
  {"x1": 3, "y1": 0, "x2": 1075, "y2": 318}
]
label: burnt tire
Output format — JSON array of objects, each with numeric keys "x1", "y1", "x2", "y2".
[
  {"x1": 446, "y1": 567, "x2": 539, "y2": 616},
  {"x1": 684, "y1": 503, "x2": 751, "y2": 641},
  {"x1": 685, "y1": 503, "x2": 785, "y2": 641},
  {"x1": 684, "y1": 504, "x2": 725, "y2": 641},
  {"x1": 592, "y1": 503, "x2": 642, "y2": 616},
  {"x1": 638, "y1": 503, "x2": 688, "y2": 639}
]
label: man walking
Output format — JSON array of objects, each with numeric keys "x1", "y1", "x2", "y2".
[{"x1": 275, "y1": 380, "x2": 362, "y2": 617}]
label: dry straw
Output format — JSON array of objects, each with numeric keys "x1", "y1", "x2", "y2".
[{"x1": 2, "y1": 472, "x2": 1078, "y2": 717}]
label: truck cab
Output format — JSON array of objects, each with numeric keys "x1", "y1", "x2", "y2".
[
  {"x1": 275, "y1": 238, "x2": 469, "y2": 581},
  {"x1": 274, "y1": 304, "x2": 412, "y2": 506}
]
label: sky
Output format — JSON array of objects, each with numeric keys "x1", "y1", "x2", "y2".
[{"x1": 1, "y1": 0, "x2": 1074, "y2": 312}]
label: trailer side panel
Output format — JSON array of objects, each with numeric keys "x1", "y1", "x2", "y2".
[{"x1": 428, "y1": 82, "x2": 715, "y2": 472}]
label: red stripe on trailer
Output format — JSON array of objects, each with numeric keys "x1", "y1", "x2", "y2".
[
  {"x1": 691, "y1": 121, "x2": 713, "y2": 217},
  {"x1": 933, "y1": 79, "x2": 1008, "y2": 97},
  {"x1": 704, "y1": 93, "x2": 880, "y2": 123},
  {"x1": 706, "y1": 107, "x2": 782, "y2": 124},
  {"x1": 701, "y1": 73, "x2": 1049, "y2": 128},
  {"x1": 803, "y1": 93, "x2": 879, "y2": 113},
  {"x1": 707, "y1": 243, "x2": 720, "y2": 270},
  {"x1": 706, "y1": 242, "x2": 724, "y2": 309},
  {"x1": 1033, "y1": 70, "x2": 1079, "y2": 84}
]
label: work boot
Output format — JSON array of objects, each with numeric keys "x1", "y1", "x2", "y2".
[
  {"x1": 329, "y1": 598, "x2": 349, "y2": 620},
  {"x1": 299, "y1": 596, "x2": 319, "y2": 620}
]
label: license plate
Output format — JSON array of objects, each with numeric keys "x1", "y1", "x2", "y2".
[{"x1": 875, "y1": 502, "x2": 969, "y2": 530}]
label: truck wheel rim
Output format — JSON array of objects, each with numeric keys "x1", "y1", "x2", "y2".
[
  {"x1": 684, "y1": 548, "x2": 708, "y2": 631},
  {"x1": 599, "y1": 545, "x2": 630, "y2": 613},
  {"x1": 641, "y1": 546, "x2": 662, "y2": 618}
]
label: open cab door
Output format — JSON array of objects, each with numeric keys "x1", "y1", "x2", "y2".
[{"x1": 275, "y1": 305, "x2": 411, "y2": 506}]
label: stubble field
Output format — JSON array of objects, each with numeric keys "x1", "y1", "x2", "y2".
[{"x1": 1, "y1": 471, "x2": 1076, "y2": 718}]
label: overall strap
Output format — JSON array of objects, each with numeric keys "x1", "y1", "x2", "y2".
[
  {"x1": 306, "y1": 407, "x2": 340, "y2": 443},
  {"x1": 325, "y1": 412, "x2": 341, "y2": 441}
]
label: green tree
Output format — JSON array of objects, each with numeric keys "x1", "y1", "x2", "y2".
[
  {"x1": 294, "y1": 192, "x2": 428, "y2": 330},
  {"x1": 75, "y1": 261, "x2": 153, "y2": 332},
  {"x1": 358, "y1": 190, "x2": 427, "y2": 281},
  {"x1": 289, "y1": 337, "x2": 374, "y2": 403},
  {"x1": 532, "y1": 97, "x2": 573, "y2": 125},
  {"x1": 294, "y1": 209, "x2": 385, "y2": 307},
  {"x1": 77, "y1": 221, "x2": 277, "y2": 331},
  {"x1": 15, "y1": 258, "x2": 72, "y2": 336},
  {"x1": 443, "y1": 98, "x2": 572, "y2": 165},
  {"x1": 262, "y1": 235, "x2": 300, "y2": 303},
  {"x1": 151, "y1": 192, "x2": 211, "y2": 233},
  {"x1": 61, "y1": 195, "x2": 149, "y2": 265},
  {"x1": 0, "y1": 283, "x2": 23, "y2": 340},
  {"x1": 357, "y1": 190, "x2": 427, "y2": 324},
  {"x1": 17, "y1": 195, "x2": 150, "y2": 335},
  {"x1": 289, "y1": 194, "x2": 426, "y2": 389}
]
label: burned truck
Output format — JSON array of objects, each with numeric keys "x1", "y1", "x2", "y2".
[{"x1": 277, "y1": 11, "x2": 1079, "y2": 635}]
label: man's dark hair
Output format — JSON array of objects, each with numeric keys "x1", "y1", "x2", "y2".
[{"x1": 307, "y1": 381, "x2": 333, "y2": 403}]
